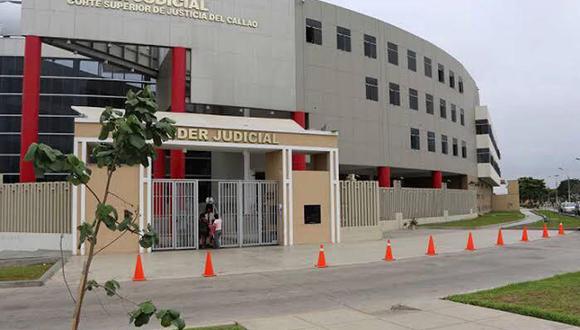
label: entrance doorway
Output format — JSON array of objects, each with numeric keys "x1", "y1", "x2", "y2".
[{"x1": 152, "y1": 179, "x2": 279, "y2": 251}]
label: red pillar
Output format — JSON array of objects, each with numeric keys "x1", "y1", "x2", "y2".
[
  {"x1": 170, "y1": 47, "x2": 186, "y2": 179},
  {"x1": 19, "y1": 36, "x2": 42, "y2": 183},
  {"x1": 432, "y1": 170, "x2": 443, "y2": 189},
  {"x1": 378, "y1": 167, "x2": 391, "y2": 188},
  {"x1": 292, "y1": 111, "x2": 307, "y2": 171},
  {"x1": 153, "y1": 149, "x2": 166, "y2": 179}
]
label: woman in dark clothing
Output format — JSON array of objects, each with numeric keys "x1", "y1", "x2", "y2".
[{"x1": 199, "y1": 204, "x2": 215, "y2": 248}]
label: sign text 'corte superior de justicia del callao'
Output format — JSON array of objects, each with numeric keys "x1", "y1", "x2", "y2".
[{"x1": 66, "y1": 0, "x2": 259, "y2": 28}]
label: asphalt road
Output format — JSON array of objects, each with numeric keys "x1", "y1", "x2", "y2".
[{"x1": 2, "y1": 233, "x2": 579, "y2": 330}]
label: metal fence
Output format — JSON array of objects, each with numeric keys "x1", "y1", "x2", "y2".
[
  {"x1": 152, "y1": 179, "x2": 279, "y2": 250},
  {"x1": 0, "y1": 182, "x2": 71, "y2": 233},
  {"x1": 380, "y1": 186, "x2": 476, "y2": 221},
  {"x1": 340, "y1": 181, "x2": 379, "y2": 227}
]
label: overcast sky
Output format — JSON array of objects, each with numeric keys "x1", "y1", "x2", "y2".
[{"x1": 324, "y1": 0, "x2": 580, "y2": 187}]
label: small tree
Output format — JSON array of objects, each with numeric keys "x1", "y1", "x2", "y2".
[{"x1": 25, "y1": 87, "x2": 186, "y2": 330}]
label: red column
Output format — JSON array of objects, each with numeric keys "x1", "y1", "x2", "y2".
[
  {"x1": 153, "y1": 149, "x2": 166, "y2": 178},
  {"x1": 432, "y1": 170, "x2": 443, "y2": 189},
  {"x1": 170, "y1": 47, "x2": 186, "y2": 179},
  {"x1": 19, "y1": 36, "x2": 42, "y2": 183},
  {"x1": 378, "y1": 167, "x2": 391, "y2": 188},
  {"x1": 292, "y1": 111, "x2": 307, "y2": 171}
]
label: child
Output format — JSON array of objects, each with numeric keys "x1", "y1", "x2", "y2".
[{"x1": 213, "y1": 214, "x2": 222, "y2": 249}]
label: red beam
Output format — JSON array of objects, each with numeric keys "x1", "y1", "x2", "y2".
[
  {"x1": 170, "y1": 47, "x2": 187, "y2": 179},
  {"x1": 292, "y1": 111, "x2": 307, "y2": 171},
  {"x1": 378, "y1": 167, "x2": 391, "y2": 188}
]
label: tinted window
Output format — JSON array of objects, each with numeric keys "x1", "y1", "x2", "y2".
[
  {"x1": 428, "y1": 131, "x2": 436, "y2": 152},
  {"x1": 364, "y1": 34, "x2": 377, "y2": 59},
  {"x1": 426, "y1": 94, "x2": 434, "y2": 114},
  {"x1": 440, "y1": 99, "x2": 447, "y2": 118},
  {"x1": 424, "y1": 57, "x2": 432, "y2": 78},
  {"x1": 449, "y1": 70, "x2": 455, "y2": 88},
  {"x1": 306, "y1": 18, "x2": 322, "y2": 45},
  {"x1": 462, "y1": 141, "x2": 467, "y2": 158},
  {"x1": 409, "y1": 88, "x2": 418, "y2": 110},
  {"x1": 410, "y1": 128, "x2": 420, "y2": 150},
  {"x1": 438, "y1": 64, "x2": 445, "y2": 83},
  {"x1": 407, "y1": 50, "x2": 417, "y2": 72},
  {"x1": 452, "y1": 138, "x2": 459, "y2": 156},
  {"x1": 337, "y1": 26, "x2": 351, "y2": 52},
  {"x1": 389, "y1": 83, "x2": 400, "y2": 106},
  {"x1": 460, "y1": 108, "x2": 465, "y2": 126},
  {"x1": 451, "y1": 104, "x2": 457, "y2": 122},
  {"x1": 365, "y1": 77, "x2": 378, "y2": 101},
  {"x1": 387, "y1": 42, "x2": 398, "y2": 65},
  {"x1": 442, "y1": 135, "x2": 449, "y2": 154}
]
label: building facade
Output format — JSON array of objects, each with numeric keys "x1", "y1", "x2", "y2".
[{"x1": 1, "y1": 0, "x2": 502, "y2": 192}]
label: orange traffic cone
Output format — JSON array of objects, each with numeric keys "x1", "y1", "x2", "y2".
[
  {"x1": 316, "y1": 244, "x2": 328, "y2": 268},
  {"x1": 426, "y1": 235, "x2": 437, "y2": 256},
  {"x1": 203, "y1": 252, "x2": 216, "y2": 277},
  {"x1": 521, "y1": 226, "x2": 529, "y2": 242},
  {"x1": 466, "y1": 232, "x2": 476, "y2": 251},
  {"x1": 542, "y1": 224, "x2": 550, "y2": 239},
  {"x1": 132, "y1": 255, "x2": 146, "y2": 282},
  {"x1": 559, "y1": 223, "x2": 565, "y2": 236},
  {"x1": 496, "y1": 229, "x2": 505, "y2": 246},
  {"x1": 384, "y1": 240, "x2": 395, "y2": 261}
]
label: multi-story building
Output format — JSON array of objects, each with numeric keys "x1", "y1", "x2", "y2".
[{"x1": 1, "y1": 0, "x2": 501, "y2": 204}]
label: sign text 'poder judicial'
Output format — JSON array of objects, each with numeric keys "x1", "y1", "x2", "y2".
[{"x1": 176, "y1": 128, "x2": 280, "y2": 145}]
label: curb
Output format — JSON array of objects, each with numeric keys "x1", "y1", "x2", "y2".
[{"x1": 0, "y1": 258, "x2": 63, "y2": 289}]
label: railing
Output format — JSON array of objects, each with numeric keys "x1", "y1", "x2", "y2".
[
  {"x1": 380, "y1": 185, "x2": 477, "y2": 221},
  {"x1": 0, "y1": 182, "x2": 71, "y2": 234},
  {"x1": 340, "y1": 181, "x2": 379, "y2": 227}
]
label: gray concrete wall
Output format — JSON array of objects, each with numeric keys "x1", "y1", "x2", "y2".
[
  {"x1": 297, "y1": 0, "x2": 480, "y2": 177},
  {"x1": 21, "y1": 0, "x2": 298, "y2": 112}
]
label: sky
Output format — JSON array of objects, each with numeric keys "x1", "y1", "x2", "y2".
[{"x1": 323, "y1": 0, "x2": 580, "y2": 187}]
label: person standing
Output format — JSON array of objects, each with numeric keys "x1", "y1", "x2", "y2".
[
  {"x1": 199, "y1": 214, "x2": 209, "y2": 249},
  {"x1": 213, "y1": 214, "x2": 222, "y2": 249}
]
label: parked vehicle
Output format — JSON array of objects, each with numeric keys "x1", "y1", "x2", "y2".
[{"x1": 559, "y1": 202, "x2": 577, "y2": 215}]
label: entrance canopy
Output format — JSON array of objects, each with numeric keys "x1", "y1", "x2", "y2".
[{"x1": 70, "y1": 107, "x2": 341, "y2": 255}]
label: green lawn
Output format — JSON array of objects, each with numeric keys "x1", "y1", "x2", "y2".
[
  {"x1": 527, "y1": 210, "x2": 580, "y2": 230},
  {"x1": 0, "y1": 263, "x2": 54, "y2": 281},
  {"x1": 185, "y1": 325, "x2": 245, "y2": 330},
  {"x1": 420, "y1": 211, "x2": 525, "y2": 229},
  {"x1": 447, "y1": 272, "x2": 580, "y2": 326}
]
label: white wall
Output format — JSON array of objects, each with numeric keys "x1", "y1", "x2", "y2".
[{"x1": 0, "y1": 233, "x2": 72, "y2": 252}]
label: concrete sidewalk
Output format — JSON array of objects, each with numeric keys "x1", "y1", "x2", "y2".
[
  {"x1": 48, "y1": 226, "x2": 574, "y2": 285},
  {"x1": 239, "y1": 299, "x2": 578, "y2": 330}
]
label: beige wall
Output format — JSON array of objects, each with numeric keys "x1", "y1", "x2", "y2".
[
  {"x1": 265, "y1": 151, "x2": 285, "y2": 244},
  {"x1": 477, "y1": 182, "x2": 493, "y2": 214},
  {"x1": 492, "y1": 180, "x2": 520, "y2": 212},
  {"x1": 292, "y1": 171, "x2": 331, "y2": 245},
  {"x1": 80, "y1": 165, "x2": 141, "y2": 254}
]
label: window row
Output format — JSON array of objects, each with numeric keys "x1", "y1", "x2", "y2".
[
  {"x1": 365, "y1": 79, "x2": 466, "y2": 126},
  {"x1": 411, "y1": 129, "x2": 467, "y2": 158},
  {"x1": 388, "y1": 42, "x2": 465, "y2": 93},
  {"x1": 0, "y1": 76, "x2": 153, "y2": 96}
]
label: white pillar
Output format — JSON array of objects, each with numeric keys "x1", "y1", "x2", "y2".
[{"x1": 243, "y1": 150, "x2": 251, "y2": 181}]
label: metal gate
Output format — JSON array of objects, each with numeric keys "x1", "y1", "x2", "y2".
[
  {"x1": 218, "y1": 181, "x2": 279, "y2": 247},
  {"x1": 152, "y1": 180, "x2": 198, "y2": 250},
  {"x1": 152, "y1": 180, "x2": 278, "y2": 250}
]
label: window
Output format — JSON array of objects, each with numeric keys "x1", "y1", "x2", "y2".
[
  {"x1": 458, "y1": 77, "x2": 464, "y2": 93},
  {"x1": 428, "y1": 131, "x2": 436, "y2": 152},
  {"x1": 410, "y1": 128, "x2": 420, "y2": 150},
  {"x1": 449, "y1": 70, "x2": 455, "y2": 88},
  {"x1": 453, "y1": 138, "x2": 459, "y2": 156},
  {"x1": 337, "y1": 26, "x2": 351, "y2": 52},
  {"x1": 407, "y1": 50, "x2": 417, "y2": 72},
  {"x1": 389, "y1": 83, "x2": 400, "y2": 106},
  {"x1": 438, "y1": 64, "x2": 445, "y2": 83},
  {"x1": 460, "y1": 108, "x2": 465, "y2": 126},
  {"x1": 306, "y1": 18, "x2": 322, "y2": 45},
  {"x1": 424, "y1": 57, "x2": 432, "y2": 77},
  {"x1": 304, "y1": 205, "x2": 322, "y2": 224},
  {"x1": 409, "y1": 88, "x2": 418, "y2": 110},
  {"x1": 426, "y1": 93, "x2": 434, "y2": 114},
  {"x1": 387, "y1": 42, "x2": 398, "y2": 65},
  {"x1": 364, "y1": 34, "x2": 377, "y2": 59},
  {"x1": 440, "y1": 99, "x2": 447, "y2": 118},
  {"x1": 441, "y1": 135, "x2": 449, "y2": 154},
  {"x1": 451, "y1": 104, "x2": 457, "y2": 122},
  {"x1": 462, "y1": 141, "x2": 467, "y2": 158},
  {"x1": 365, "y1": 77, "x2": 378, "y2": 101}
]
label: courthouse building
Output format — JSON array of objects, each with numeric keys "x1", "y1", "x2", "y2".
[{"x1": 0, "y1": 0, "x2": 502, "y2": 253}]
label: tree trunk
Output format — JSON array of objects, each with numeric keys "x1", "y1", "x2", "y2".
[{"x1": 71, "y1": 241, "x2": 96, "y2": 330}]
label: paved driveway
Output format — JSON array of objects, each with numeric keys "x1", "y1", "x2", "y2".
[{"x1": 1, "y1": 232, "x2": 578, "y2": 329}]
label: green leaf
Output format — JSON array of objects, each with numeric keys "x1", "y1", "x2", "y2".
[
  {"x1": 129, "y1": 301, "x2": 157, "y2": 328},
  {"x1": 139, "y1": 225, "x2": 159, "y2": 249},
  {"x1": 78, "y1": 222, "x2": 95, "y2": 248},
  {"x1": 96, "y1": 203, "x2": 118, "y2": 231},
  {"x1": 86, "y1": 280, "x2": 98, "y2": 292},
  {"x1": 103, "y1": 279, "x2": 120, "y2": 297}
]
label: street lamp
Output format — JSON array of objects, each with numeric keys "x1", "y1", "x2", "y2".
[
  {"x1": 549, "y1": 174, "x2": 560, "y2": 205},
  {"x1": 558, "y1": 167, "x2": 571, "y2": 202}
]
